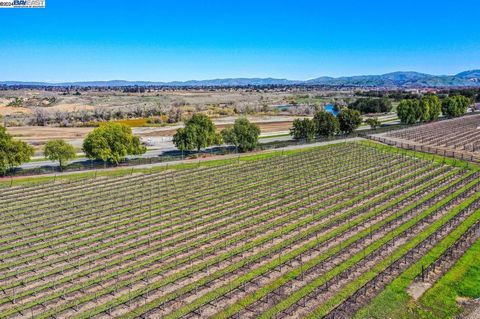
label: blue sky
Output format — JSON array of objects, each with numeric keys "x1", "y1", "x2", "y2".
[{"x1": 1, "y1": 0, "x2": 479, "y2": 82}]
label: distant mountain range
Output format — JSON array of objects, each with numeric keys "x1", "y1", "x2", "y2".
[{"x1": 2, "y1": 70, "x2": 480, "y2": 88}]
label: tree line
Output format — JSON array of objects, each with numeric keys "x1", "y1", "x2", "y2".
[
  {"x1": 397, "y1": 95, "x2": 472, "y2": 124},
  {"x1": 0, "y1": 121, "x2": 147, "y2": 174},
  {"x1": 289, "y1": 107, "x2": 363, "y2": 141},
  {"x1": 173, "y1": 114, "x2": 261, "y2": 153},
  {"x1": 349, "y1": 98, "x2": 392, "y2": 114},
  {"x1": 0, "y1": 114, "x2": 262, "y2": 175},
  {"x1": 0, "y1": 95, "x2": 476, "y2": 175},
  {"x1": 355, "y1": 88, "x2": 480, "y2": 102}
]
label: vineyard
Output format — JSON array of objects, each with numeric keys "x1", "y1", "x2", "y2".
[
  {"x1": 372, "y1": 114, "x2": 480, "y2": 162},
  {"x1": 1, "y1": 142, "x2": 480, "y2": 318}
]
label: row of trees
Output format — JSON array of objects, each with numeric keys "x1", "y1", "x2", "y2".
[
  {"x1": 11, "y1": 104, "x2": 184, "y2": 127},
  {"x1": 1, "y1": 93, "x2": 475, "y2": 175},
  {"x1": 442, "y1": 95, "x2": 472, "y2": 117},
  {"x1": 38, "y1": 123, "x2": 147, "y2": 171},
  {"x1": 44, "y1": 123, "x2": 147, "y2": 170},
  {"x1": 1, "y1": 114, "x2": 261, "y2": 174},
  {"x1": 349, "y1": 98, "x2": 392, "y2": 114},
  {"x1": 0, "y1": 121, "x2": 147, "y2": 174},
  {"x1": 397, "y1": 95, "x2": 472, "y2": 124},
  {"x1": 45, "y1": 123, "x2": 148, "y2": 170},
  {"x1": 173, "y1": 114, "x2": 261, "y2": 153},
  {"x1": 397, "y1": 95, "x2": 442, "y2": 124},
  {"x1": 290, "y1": 108, "x2": 362, "y2": 141}
]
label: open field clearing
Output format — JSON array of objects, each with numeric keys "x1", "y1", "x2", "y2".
[
  {"x1": 5, "y1": 117, "x2": 299, "y2": 150},
  {"x1": 2, "y1": 119, "x2": 296, "y2": 156},
  {"x1": 0, "y1": 88, "x2": 341, "y2": 123},
  {"x1": 372, "y1": 114, "x2": 480, "y2": 162},
  {"x1": 1, "y1": 142, "x2": 479, "y2": 318}
]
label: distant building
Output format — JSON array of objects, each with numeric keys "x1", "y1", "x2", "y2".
[{"x1": 420, "y1": 88, "x2": 438, "y2": 94}]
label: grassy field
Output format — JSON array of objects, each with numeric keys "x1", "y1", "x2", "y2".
[
  {"x1": 419, "y1": 239, "x2": 480, "y2": 318},
  {"x1": 1, "y1": 142, "x2": 479, "y2": 318}
]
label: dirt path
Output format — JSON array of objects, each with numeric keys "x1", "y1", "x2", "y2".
[{"x1": 465, "y1": 301, "x2": 480, "y2": 319}]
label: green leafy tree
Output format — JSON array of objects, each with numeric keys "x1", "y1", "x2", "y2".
[
  {"x1": 82, "y1": 123, "x2": 146, "y2": 164},
  {"x1": 442, "y1": 97, "x2": 457, "y2": 118},
  {"x1": 338, "y1": 109, "x2": 362, "y2": 134},
  {"x1": 172, "y1": 127, "x2": 196, "y2": 151},
  {"x1": 442, "y1": 95, "x2": 471, "y2": 118},
  {"x1": 0, "y1": 125, "x2": 34, "y2": 175},
  {"x1": 44, "y1": 139, "x2": 76, "y2": 171},
  {"x1": 364, "y1": 117, "x2": 381, "y2": 129},
  {"x1": 221, "y1": 117, "x2": 260, "y2": 152},
  {"x1": 418, "y1": 98, "x2": 431, "y2": 122},
  {"x1": 422, "y1": 95, "x2": 442, "y2": 121},
  {"x1": 173, "y1": 113, "x2": 222, "y2": 152},
  {"x1": 349, "y1": 98, "x2": 392, "y2": 113},
  {"x1": 457, "y1": 95, "x2": 472, "y2": 111},
  {"x1": 290, "y1": 118, "x2": 316, "y2": 141},
  {"x1": 397, "y1": 99, "x2": 420, "y2": 124},
  {"x1": 313, "y1": 110, "x2": 339, "y2": 137}
]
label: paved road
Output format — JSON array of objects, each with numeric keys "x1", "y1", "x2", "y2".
[
  {"x1": 19, "y1": 114, "x2": 402, "y2": 170},
  {"x1": 20, "y1": 119, "x2": 395, "y2": 170},
  {"x1": 20, "y1": 134, "x2": 296, "y2": 169}
]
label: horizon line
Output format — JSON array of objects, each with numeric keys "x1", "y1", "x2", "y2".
[{"x1": 1, "y1": 69, "x2": 479, "y2": 84}]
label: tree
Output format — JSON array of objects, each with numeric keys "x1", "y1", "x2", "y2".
[
  {"x1": 442, "y1": 97, "x2": 458, "y2": 118},
  {"x1": 364, "y1": 117, "x2": 381, "y2": 129},
  {"x1": 222, "y1": 117, "x2": 261, "y2": 152},
  {"x1": 173, "y1": 113, "x2": 222, "y2": 152},
  {"x1": 338, "y1": 109, "x2": 362, "y2": 134},
  {"x1": 290, "y1": 118, "x2": 316, "y2": 141},
  {"x1": 397, "y1": 96, "x2": 441, "y2": 124},
  {"x1": 422, "y1": 95, "x2": 442, "y2": 121},
  {"x1": 313, "y1": 111, "x2": 339, "y2": 137},
  {"x1": 418, "y1": 98, "x2": 430, "y2": 123},
  {"x1": 349, "y1": 98, "x2": 392, "y2": 113},
  {"x1": 82, "y1": 123, "x2": 146, "y2": 164},
  {"x1": 441, "y1": 97, "x2": 456, "y2": 118},
  {"x1": 442, "y1": 95, "x2": 471, "y2": 118},
  {"x1": 33, "y1": 107, "x2": 49, "y2": 126},
  {"x1": 0, "y1": 125, "x2": 34, "y2": 175},
  {"x1": 44, "y1": 139, "x2": 76, "y2": 171},
  {"x1": 172, "y1": 127, "x2": 195, "y2": 152},
  {"x1": 397, "y1": 99, "x2": 420, "y2": 124}
]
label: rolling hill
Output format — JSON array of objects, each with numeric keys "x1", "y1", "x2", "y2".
[{"x1": 1, "y1": 70, "x2": 480, "y2": 88}]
